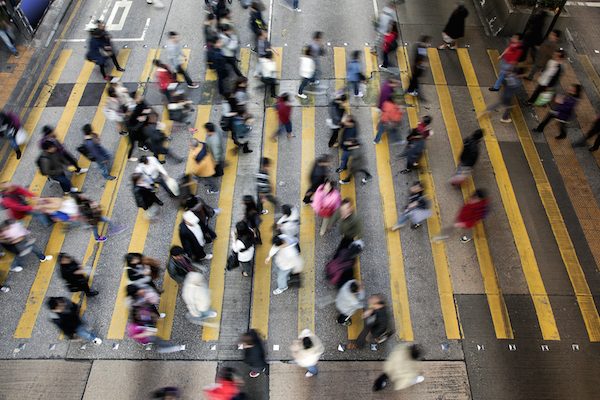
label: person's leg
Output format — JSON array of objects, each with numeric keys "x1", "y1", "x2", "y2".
[
  {"x1": 0, "y1": 29, "x2": 18, "y2": 54},
  {"x1": 319, "y1": 216, "x2": 330, "y2": 236},
  {"x1": 374, "y1": 121, "x2": 386, "y2": 143},
  {"x1": 492, "y1": 69, "x2": 506, "y2": 90},
  {"x1": 266, "y1": 194, "x2": 278, "y2": 209},
  {"x1": 556, "y1": 121, "x2": 567, "y2": 139},
  {"x1": 99, "y1": 63, "x2": 109, "y2": 79},
  {"x1": 354, "y1": 324, "x2": 371, "y2": 348},
  {"x1": 527, "y1": 84, "x2": 545, "y2": 103},
  {"x1": 177, "y1": 65, "x2": 194, "y2": 86},
  {"x1": 276, "y1": 267, "x2": 291, "y2": 289},
  {"x1": 337, "y1": 313, "x2": 350, "y2": 324},
  {"x1": 381, "y1": 51, "x2": 389, "y2": 68},
  {"x1": 353, "y1": 81, "x2": 359, "y2": 96},
  {"x1": 55, "y1": 174, "x2": 72, "y2": 193},
  {"x1": 75, "y1": 325, "x2": 98, "y2": 342},
  {"x1": 226, "y1": 57, "x2": 244, "y2": 77},
  {"x1": 433, "y1": 224, "x2": 456, "y2": 241},
  {"x1": 293, "y1": 0, "x2": 299, "y2": 9},
  {"x1": 110, "y1": 53, "x2": 123, "y2": 70},
  {"x1": 63, "y1": 151, "x2": 81, "y2": 172},
  {"x1": 285, "y1": 121, "x2": 293, "y2": 137},
  {"x1": 241, "y1": 260, "x2": 252, "y2": 276},
  {"x1": 152, "y1": 337, "x2": 185, "y2": 353},
  {"x1": 535, "y1": 113, "x2": 553, "y2": 132},
  {"x1": 298, "y1": 78, "x2": 309, "y2": 95},
  {"x1": 407, "y1": 74, "x2": 418, "y2": 94},
  {"x1": 306, "y1": 365, "x2": 318, "y2": 375},
  {"x1": 339, "y1": 150, "x2": 350, "y2": 170},
  {"x1": 30, "y1": 244, "x2": 47, "y2": 260},
  {"x1": 328, "y1": 128, "x2": 340, "y2": 147},
  {"x1": 97, "y1": 161, "x2": 113, "y2": 179}
]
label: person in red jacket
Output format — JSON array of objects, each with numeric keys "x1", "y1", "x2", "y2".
[
  {"x1": 379, "y1": 21, "x2": 399, "y2": 70},
  {"x1": 203, "y1": 367, "x2": 243, "y2": 400},
  {"x1": 0, "y1": 183, "x2": 51, "y2": 226},
  {"x1": 271, "y1": 92, "x2": 294, "y2": 140},
  {"x1": 433, "y1": 189, "x2": 489, "y2": 243},
  {"x1": 153, "y1": 59, "x2": 176, "y2": 102}
]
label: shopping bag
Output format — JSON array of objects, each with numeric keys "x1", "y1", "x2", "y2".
[
  {"x1": 534, "y1": 90, "x2": 554, "y2": 107},
  {"x1": 164, "y1": 175, "x2": 180, "y2": 196},
  {"x1": 15, "y1": 128, "x2": 28, "y2": 145},
  {"x1": 226, "y1": 253, "x2": 239, "y2": 271}
]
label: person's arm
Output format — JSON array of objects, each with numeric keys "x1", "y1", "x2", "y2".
[{"x1": 265, "y1": 245, "x2": 278, "y2": 264}]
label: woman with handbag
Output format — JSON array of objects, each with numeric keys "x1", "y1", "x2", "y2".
[
  {"x1": 230, "y1": 221, "x2": 255, "y2": 277},
  {"x1": 0, "y1": 219, "x2": 52, "y2": 273},
  {"x1": 132, "y1": 172, "x2": 164, "y2": 220},
  {"x1": 58, "y1": 253, "x2": 98, "y2": 296},
  {"x1": 179, "y1": 210, "x2": 213, "y2": 262}
]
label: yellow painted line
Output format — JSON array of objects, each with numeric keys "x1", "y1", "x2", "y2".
[
  {"x1": 297, "y1": 108, "x2": 316, "y2": 334},
  {"x1": 488, "y1": 50, "x2": 600, "y2": 341},
  {"x1": 202, "y1": 54, "x2": 251, "y2": 341},
  {"x1": 106, "y1": 123, "x2": 173, "y2": 340},
  {"x1": 369, "y1": 109, "x2": 414, "y2": 341},
  {"x1": 273, "y1": 47, "x2": 282, "y2": 79},
  {"x1": 397, "y1": 49, "x2": 461, "y2": 340},
  {"x1": 250, "y1": 108, "x2": 278, "y2": 338},
  {"x1": 334, "y1": 47, "x2": 346, "y2": 91},
  {"x1": 458, "y1": 48, "x2": 559, "y2": 340},
  {"x1": 428, "y1": 48, "x2": 513, "y2": 339},
  {"x1": 139, "y1": 49, "x2": 158, "y2": 90},
  {"x1": 579, "y1": 54, "x2": 600, "y2": 97}
]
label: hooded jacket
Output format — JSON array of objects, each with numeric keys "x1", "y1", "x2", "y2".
[
  {"x1": 290, "y1": 329, "x2": 324, "y2": 368},
  {"x1": 335, "y1": 279, "x2": 365, "y2": 317},
  {"x1": 383, "y1": 344, "x2": 420, "y2": 390},
  {"x1": 182, "y1": 272, "x2": 211, "y2": 317}
]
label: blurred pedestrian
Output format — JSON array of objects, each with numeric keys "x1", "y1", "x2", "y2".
[
  {"x1": 205, "y1": 122, "x2": 225, "y2": 177},
  {"x1": 449, "y1": 129, "x2": 483, "y2": 186},
  {"x1": 379, "y1": 21, "x2": 398, "y2": 70},
  {"x1": 272, "y1": 93, "x2": 294, "y2": 140},
  {"x1": 256, "y1": 157, "x2": 278, "y2": 214},
  {"x1": 167, "y1": 245, "x2": 196, "y2": 285},
  {"x1": 374, "y1": 97, "x2": 403, "y2": 144},
  {"x1": 526, "y1": 49, "x2": 564, "y2": 105},
  {"x1": 290, "y1": 329, "x2": 324, "y2": 377},
  {"x1": 302, "y1": 154, "x2": 332, "y2": 205},
  {"x1": 0, "y1": 109, "x2": 25, "y2": 159},
  {"x1": 182, "y1": 271, "x2": 217, "y2": 324},
  {"x1": 338, "y1": 140, "x2": 373, "y2": 185},
  {"x1": 277, "y1": 204, "x2": 300, "y2": 239},
  {"x1": 391, "y1": 181, "x2": 431, "y2": 230},
  {"x1": 86, "y1": 28, "x2": 111, "y2": 80},
  {"x1": 40, "y1": 125, "x2": 88, "y2": 175},
  {"x1": 311, "y1": 179, "x2": 342, "y2": 236},
  {"x1": 400, "y1": 115, "x2": 432, "y2": 174},
  {"x1": 266, "y1": 234, "x2": 303, "y2": 295},
  {"x1": 37, "y1": 142, "x2": 77, "y2": 194},
  {"x1": 481, "y1": 71, "x2": 520, "y2": 123},
  {"x1": 131, "y1": 172, "x2": 163, "y2": 220},
  {"x1": 533, "y1": 83, "x2": 581, "y2": 139},
  {"x1": 574, "y1": 113, "x2": 600, "y2": 152},
  {"x1": 489, "y1": 34, "x2": 523, "y2": 92},
  {"x1": 135, "y1": 155, "x2": 177, "y2": 198},
  {"x1": 347, "y1": 50, "x2": 366, "y2": 97},
  {"x1": 309, "y1": 31, "x2": 325, "y2": 83},
  {"x1": 0, "y1": 219, "x2": 52, "y2": 273},
  {"x1": 328, "y1": 198, "x2": 362, "y2": 253},
  {"x1": 189, "y1": 139, "x2": 218, "y2": 194},
  {"x1": 81, "y1": 124, "x2": 116, "y2": 180},
  {"x1": 179, "y1": 209, "x2": 213, "y2": 262},
  {"x1": 335, "y1": 279, "x2": 365, "y2": 326},
  {"x1": 166, "y1": 31, "x2": 198, "y2": 88},
  {"x1": 407, "y1": 36, "x2": 431, "y2": 98},
  {"x1": 349, "y1": 294, "x2": 392, "y2": 349},
  {"x1": 203, "y1": 367, "x2": 243, "y2": 400},
  {"x1": 219, "y1": 24, "x2": 244, "y2": 78},
  {"x1": 0, "y1": 4, "x2": 19, "y2": 57},
  {"x1": 526, "y1": 29, "x2": 560, "y2": 81},
  {"x1": 327, "y1": 93, "x2": 347, "y2": 148},
  {"x1": 373, "y1": 344, "x2": 424, "y2": 392},
  {"x1": 240, "y1": 329, "x2": 267, "y2": 378},
  {"x1": 297, "y1": 46, "x2": 316, "y2": 100},
  {"x1": 94, "y1": 20, "x2": 125, "y2": 72},
  {"x1": 47, "y1": 297, "x2": 102, "y2": 344},
  {"x1": 74, "y1": 193, "x2": 125, "y2": 242},
  {"x1": 433, "y1": 189, "x2": 489, "y2": 243},
  {"x1": 58, "y1": 253, "x2": 98, "y2": 296},
  {"x1": 438, "y1": 2, "x2": 469, "y2": 50},
  {"x1": 243, "y1": 194, "x2": 263, "y2": 245},
  {"x1": 335, "y1": 115, "x2": 358, "y2": 173},
  {"x1": 231, "y1": 220, "x2": 256, "y2": 277}
]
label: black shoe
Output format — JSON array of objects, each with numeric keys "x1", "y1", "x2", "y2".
[
  {"x1": 335, "y1": 167, "x2": 345, "y2": 173},
  {"x1": 400, "y1": 169, "x2": 411, "y2": 174},
  {"x1": 589, "y1": 146, "x2": 599, "y2": 152},
  {"x1": 86, "y1": 290, "x2": 99, "y2": 297},
  {"x1": 156, "y1": 199, "x2": 164, "y2": 206},
  {"x1": 117, "y1": 67, "x2": 125, "y2": 72},
  {"x1": 532, "y1": 128, "x2": 541, "y2": 133},
  {"x1": 243, "y1": 147, "x2": 253, "y2": 153},
  {"x1": 489, "y1": 87, "x2": 499, "y2": 92},
  {"x1": 555, "y1": 135, "x2": 566, "y2": 140},
  {"x1": 411, "y1": 223, "x2": 422, "y2": 229}
]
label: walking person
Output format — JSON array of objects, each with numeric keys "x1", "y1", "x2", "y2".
[
  {"x1": 335, "y1": 115, "x2": 359, "y2": 173},
  {"x1": 327, "y1": 93, "x2": 348, "y2": 148},
  {"x1": 135, "y1": 155, "x2": 177, "y2": 198},
  {"x1": 438, "y1": 2, "x2": 469, "y2": 50},
  {"x1": 205, "y1": 122, "x2": 225, "y2": 178},
  {"x1": 391, "y1": 181, "x2": 431, "y2": 230},
  {"x1": 406, "y1": 35, "x2": 432, "y2": 98},
  {"x1": 260, "y1": 51, "x2": 278, "y2": 98},
  {"x1": 526, "y1": 49, "x2": 565, "y2": 105},
  {"x1": 335, "y1": 279, "x2": 365, "y2": 326},
  {"x1": 37, "y1": 142, "x2": 78, "y2": 194},
  {"x1": 189, "y1": 139, "x2": 218, "y2": 194},
  {"x1": 373, "y1": 344, "x2": 424, "y2": 392},
  {"x1": 297, "y1": 46, "x2": 316, "y2": 100},
  {"x1": 379, "y1": 21, "x2": 398, "y2": 70},
  {"x1": 526, "y1": 29, "x2": 560, "y2": 81},
  {"x1": 302, "y1": 154, "x2": 332, "y2": 205},
  {"x1": 290, "y1": 329, "x2": 324, "y2": 377},
  {"x1": 182, "y1": 271, "x2": 217, "y2": 324},
  {"x1": 378, "y1": 78, "x2": 401, "y2": 110},
  {"x1": 338, "y1": 140, "x2": 373, "y2": 185},
  {"x1": 533, "y1": 83, "x2": 581, "y2": 139},
  {"x1": 86, "y1": 28, "x2": 111, "y2": 80},
  {"x1": 154, "y1": 60, "x2": 176, "y2": 102},
  {"x1": 309, "y1": 31, "x2": 326, "y2": 84},
  {"x1": 0, "y1": 109, "x2": 25, "y2": 159},
  {"x1": 489, "y1": 34, "x2": 523, "y2": 92},
  {"x1": 142, "y1": 112, "x2": 183, "y2": 163},
  {"x1": 179, "y1": 209, "x2": 213, "y2": 263},
  {"x1": 400, "y1": 115, "x2": 433, "y2": 174},
  {"x1": 0, "y1": 3, "x2": 19, "y2": 57},
  {"x1": 207, "y1": 37, "x2": 229, "y2": 97},
  {"x1": 103, "y1": 86, "x2": 129, "y2": 135},
  {"x1": 481, "y1": 71, "x2": 521, "y2": 123},
  {"x1": 125, "y1": 253, "x2": 162, "y2": 293},
  {"x1": 349, "y1": 294, "x2": 393, "y2": 349},
  {"x1": 0, "y1": 182, "x2": 49, "y2": 225},
  {"x1": 433, "y1": 189, "x2": 490, "y2": 243},
  {"x1": 375, "y1": 2, "x2": 396, "y2": 51},
  {"x1": 74, "y1": 193, "x2": 125, "y2": 242},
  {"x1": 0, "y1": 219, "x2": 52, "y2": 273},
  {"x1": 127, "y1": 305, "x2": 186, "y2": 353},
  {"x1": 81, "y1": 124, "x2": 116, "y2": 180},
  {"x1": 58, "y1": 253, "x2": 98, "y2": 296},
  {"x1": 40, "y1": 125, "x2": 88, "y2": 175},
  {"x1": 574, "y1": 113, "x2": 600, "y2": 152},
  {"x1": 167, "y1": 246, "x2": 196, "y2": 285},
  {"x1": 311, "y1": 179, "x2": 342, "y2": 236},
  {"x1": 347, "y1": 50, "x2": 366, "y2": 97},
  {"x1": 243, "y1": 195, "x2": 263, "y2": 245},
  {"x1": 519, "y1": 10, "x2": 546, "y2": 64},
  {"x1": 203, "y1": 367, "x2": 243, "y2": 400},
  {"x1": 239, "y1": 329, "x2": 268, "y2": 378},
  {"x1": 47, "y1": 297, "x2": 102, "y2": 344},
  {"x1": 249, "y1": 1, "x2": 267, "y2": 48},
  {"x1": 219, "y1": 24, "x2": 244, "y2": 78},
  {"x1": 328, "y1": 198, "x2": 362, "y2": 253},
  {"x1": 166, "y1": 31, "x2": 199, "y2": 88},
  {"x1": 132, "y1": 172, "x2": 163, "y2": 220},
  {"x1": 266, "y1": 234, "x2": 303, "y2": 295},
  {"x1": 94, "y1": 20, "x2": 125, "y2": 72},
  {"x1": 277, "y1": 204, "x2": 300, "y2": 238},
  {"x1": 231, "y1": 221, "x2": 256, "y2": 277},
  {"x1": 272, "y1": 93, "x2": 294, "y2": 139},
  {"x1": 256, "y1": 157, "x2": 278, "y2": 214},
  {"x1": 374, "y1": 96, "x2": 403, "y2": 144},
  {"x1": 449, "y1": 129, "x2": 484, "y2": 186}
]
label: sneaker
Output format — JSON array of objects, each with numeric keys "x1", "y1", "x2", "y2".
[
  {"x1": 140, "y1": 146, "x2": 149, "y2": 152},
  {"x1": 341, "y1": 319, "x2": 351, "y2": 326},
  {"x1": 361, "y1": 176, "x2": 372, "y2": 184},
  {"x1": 159, "y1": 313, "x2": 166, "y2": 319},
  {"x1": 338, "y1": 179, "x2": 350, "y2": 185},
  {"x1": 305, "y1": 371, "x2": 315, "y2": 377},
  {"x1": 313, "y1": 80, "x2": 320, "y2": 85},
  {"x1": 373, "y1": 139, "x2": 379, "y2": 144},
  {"x1": 10, "y1": 266, "x2": 23, "y2": 272},
  {"x1": 202, "y1": 254, "x2": 214, "y2": 260},
  {"x1": 355, "y1": 92, "x2": 364, "y2": 98},
  {"x1": 93, "y1": 338, "x2": 102, "y2": 345},
  {"x1": 261, "y1": 209, "x2": 269, "y2": 215},
  {"x1": 500, "y1": 117, "x2": 512, "y2": 123},
  {"x1": 1, "y1": 286, "x2": 10, "y2": 293},
  {"x1": 407, "y1": 91, "x2": 418, "y2": 97},
  {"x1": 460, "y1": 235, "x2": 472, "y2": 243},
  {"x1": 86, "y1": 290, "x2": 99, "y2": 297},
  {"x1": 273, "y1": 287, "x2": 288, "y2": 295},
  {"x1": 379, "y1": 64, "x2": 389, "y2": 70},
  {"x1": 128, "y1": 157, "x2": 138, "y2": 162},
  {"x1": 117, "y1": 67, "x2": 125, "y2": 72},
  {"x1": 335, "y1": 167, "x2": 345, "y2": 173},
  {"x1": 106, "y1": 175, "x2": 116, "y2": 181},
  {"x1": 295, "y1": 8, "x2": 301, "y2": 12},
  {"x1": 76, "y1": 168, "x2": 89, "y2": 175},
  {"x1": 96, "y1": 236, "x2": 107, "y2": 242},
  {"x1": 296, "y1": 93, "x2": 307, "y2": 99},
  {"x1": 400, "y1": 169, "x2": 411, "y2": 174},
  {"x1": 411, "y1": 223, "x2": 422, "y2": 229},
  {"x1": 14, "y1": 51, "x2": 20, "y2": 59},
  {"x1": 119, "y1": 130, "x2": 128, "y2": 136},
  {"x1": 207, "y1": 188, "x2": 220, "y2": 194},
  {"x1": 188, "y1": 83, "x2": 200, "y2": 89},
  {"x1": 415, "y1": 375, "x2": 425, "y2": 384},
  {"x1": 249, "y1": 371, "x2": 261, "y2": 378},
  {"x1": 146, "y1": 0, "x2": 153, "y2": 3},
  {"x1": 41, "y1": 255, "x2": 53, "y2": 262},
  {"x1": 69, "y1": 187, "x2": 79, "y2": 193},
  {"x1": 213, "y1": 208, "x2": 222, "y2": 215},
  {"x1": 488, "y1": 87, "x2": 499, "y2": 92}
]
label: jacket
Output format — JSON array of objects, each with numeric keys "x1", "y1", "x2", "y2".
[
  {"x1": 382, "y1": 31, "x2": 398, "y2": 53},
  {"x1": 312, "y1": 185, "x2": 341, "y2": 218},
  {"x1": 347, "y1": 59, "x2": 362, "y2": 82},
  {"x1": 380, "y1": 101, "x2": 403, "y2": 124},
  {"x1": 190, "y1": 143, "x2": 216, "y2": 178},
  {"x1": 83, "y1": 135, "x2": 110, "y2": 163},
  {"x1": 86, "y1": 36, "x2": 107, "y2": 65},
  {"x1": 538, "y1": 59, "x2": 561, "y2": 87},
  {"x1": 243, "y1": 331, "x2": 267, "y2": 370},
  {"x1": 383, "y1": 344, "x2": 420, "y2": 391},
  {"x1": 335, "y1": 279, "x2": 365, "y2": 317},
  {"x1": 330, "y1": 209, "x2": 362, "y2": 239},
  {"x1": 347, "y1": 145, "x2": 367, "y2": 174},
  {"x1": 182, "y1": 272, "x2": 211, "y2": 317},
  {"x1": 277, "y1": 98, "x2": 292, "y2": 124},
  {"x1": 231, "y1": 236, "x2": 255, "y2": 262},
  {"x1": 219, "y1": 32, "x2": 239, "y2": 58},
  {"x1": 50, "y1": 300, "x2": 82, "y2": 338},
  {"x1": 309, "y1": 162, "x2": 329, "y2": 187},
  {"x1": 135, "y1": 156, "x2": 168, "y2": 183},
  {"x1": 207, "y1": 47, "x2": 227, "y2": 76},
  {"x1": 299, "y1": 55, "x2": 316, "y2": 79},
  {"x1": 133, "y1": 185, "x2": 157, "y2": 210},
  {"x1": 206, "y1": 132, "x2": 225, "y2": 163},
  {"x1": 38, "y1": 151, "x2": 67, "y2": 177},
  {"x1": 554, "y1": 94, "x2": 578, "y2": 122},
  {"x1": 60, "y1": 260, "x2": 89, "y2": 292},
  {"x1": 456, "y1": 198, "x2": 489, "y2": 228},
  {"x1": 256, "y1": 169, "x2": 271, "y2": 194},
  {"x1": 1, "y1": 186, "x2": 35, "y2": 220},
  {"x1": 179, "y1": 211, "x2": 206, "y2": 260},
  {"x1": 459, "y1": 136, "x2": 480, "y2": 168},
  {"x1": 269, "y1": 235, "x2": 303, "y2": 272},
  {"x1": 166, "y1": 40, "x2": 184, "y2": 69},
  {"x1": 443, "y1": 5, "x2": 469, "y2": 39},
  {"x1": 378, "y1": 81, "x2": 394, "y2": 109},
  {"x1": 329, "y1": 100, "x2": 345, "y2": 126},
  {"x1": 167, "y1": 254, "x2": 195, "y2": 285},
  {"x1": 203, "y1": 378, "x2": 240, "y2": 400},
  {"x1": 290, "y1": 329, "x2": 324, "y2": 368},
  {"x1": 277, "y1": 207, "x2": 300, "y2": 237},
  {"x1": 366, "y1": 306, "x2": 390, "y2": 337}
]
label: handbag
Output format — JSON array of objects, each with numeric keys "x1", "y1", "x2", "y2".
[
  {"x1": 15, "y1": 128, "x2": 28, "y2": 145},
  {"x1": 164, "y1": 175, "x2": 180, "y2": 196},
  {"x1": 226, "y1": 253, "x2": 239, "y2": 270},
  {"x1": 534, "y1": 90, "x2": 554, "y2": 107}
]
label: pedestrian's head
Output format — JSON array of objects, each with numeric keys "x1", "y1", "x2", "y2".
[
  {"x1": 139, "y1": 155, "x2": 150, "y2": 165},
  {"x1": 409, "y1": 344, "x2": 423, "y2": 360},
  {"x1": 554, "y1": 49, "x2": 565, "y2": 61},
  {"x1": 235, "y1": 220, "x2": 250, "y2": 235},
  {"x1": 421, "y1": 115, "x2": 432, "y2": 126},
  {"x1": 152, "y1": 386, "x2": 180, "y2": 400},
  {"x1": 204, "y1": 122, "x2": 216, "y2": 135},
  {"x1": 473, "y1": 188, "x2": 487, "y2": 200},
  {"x1": 302, "y1": 336, "x2": 314, "y2": 349},
  {"x1": 340, "y1": 198, "x2": 353, "y2": 217},
  {"x1": 312, "y1": 31, "x2": 323, "y2": 41},
  {"x1": 349, "y1": 281, "x2": 360, "y2": 294},
  {"x1": 125, "y1": 252, "x2": 143, "y2": 266},
  {"x1": 272, "y1": 235, "x2": 284, "y2": 247},
  {"x1": 322, "y1": 178, "x2": 336, "y2": 193},
  {"x1": 41, "y1": 141, "x2": 57, "y2": 152},
  {"x1": 170, "y1": 246, "x2": 186, "y2": 258},
  {"x1": 57, "y1": 253, "x2": 73, "y2": 265},
  {"x1": 281, "y1": 204, "x2": 292, "y2": 216},
  {"x1": 46, "y1": 297, "x2": 65, "y2": 312},
  {"x1": 280, "y1": 92, "x2": 290, "y2": 102},
  {"x1": 550, "y1": 29, "x2": 561, "y2": 42},
  {"x1": 95, "y1": 19, "x2": 105, "y2": 30},
  {"x1": 472, "y1": 129, "x2": 484, "y2": 141},
  {"x1": 368, "y1": 294, "x2": 386, "y2": 309},
  {"x1": 107, "y1": 86, "x2": 117, "y2": 98},
  {"x1": 510, "y1": 33, "x2": 522, "y2": 43},
  {"x1": 42, "y1": 125, "x2": 55, "y2": 137},
  {"x1": 261, "y1": 157, "x2": 271, "y2": 169},
  {"x1": 569, "y1": 83, "x2": 582, "y2": 98},
  {"x1": 168, "y1": 31, "x2": 179, "y2": 40},
  {"x1": 242, "y1": 195, "x2": 256, "y2": 208},
  {"x1": 351, "y1": 50, "x2": 361, "y2": 61},
  {"x1": 81, "y1": 124, "x2": 94, "y2": 136},
  {"x1": 419, "y1": 35, "x2": 432, "y2": 45}
]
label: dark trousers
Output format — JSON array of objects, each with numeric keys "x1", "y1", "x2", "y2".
[
  {"x1": 382, "y1": 51, "x2": 390, "y2": 68},
  {"x1": 52, "y1": 173, "x2": 72, "y2": 193},
  {"x1": 98, "y1": 62, "x2": 108, "y2": 78},
  {"x1": 527, "y1": 84, "x2": 547, "y2": 103},
  {"x1": 217, "y1": 74, "x2": 227, "y2": 96},
  {"x1": 262, "y1": 77, "x2": 277, "y2": 97},
  {"x1": 298, "y1": 76, "x2": 315, "y2": 95},
  {"x1": 337, "y1": 313, "x2": 351, "y2": 324},
  {"x1": 335, "y1": 236, "x2": 353, "y2": 256},
  {"x1": 224, "y1": 56, "x2": 244, "y2": 77},
  {"x1": 584, "y1": 118, "x2": 600, "y2": 149},
  {"x1": 110, "y1": 53, "x2": 122, "y2": 70},
  {"x1": 257, "y1": 193, "x2": 278, "y2": 213},
  {"x1": 176, "y1": 65, "x2": 194, "y2": 86},
  {"x1": 341, "y1": 169, "x2": 371, "y2": 183},
  {"x1": 302, "y1": 181, "x2": 321, "y2": 204},
  {"x1": 536, "y1": 112, "x2": 567, "y2": 137},
  {"x1": 328, "y1": 128, "x2": 340, "y2": 147}
]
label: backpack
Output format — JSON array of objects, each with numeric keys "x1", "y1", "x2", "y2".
[{"x1": 36, "y1": 154, "x2": 51, "y2": 176}]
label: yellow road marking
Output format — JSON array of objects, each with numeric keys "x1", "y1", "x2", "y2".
[
  {"x1": 429, "y1": 48, "x2": 513, "y2": 339},
  {"x1": 369, "y1": 109, "x2": 414, "y2": 341},
  {"x1": 298, "y1": 107, "x2": 316, "y2": 334},
  {"x1": 274, "y1": 47, "x2": 282, "y2": 79},
  {"x1": 250, "y1": 108, "x2": 278, "y2": 338},
  {"x1": 240, "y1": 48, "x2": 250, "y2": 76},
  {"x1": 488, "y1": 50, "x2": 600, "y2": 341},
  {"x1": 334, "y1": 47, "x2": 346, "y2": 91},
  {"x1": 398, "y1": 48, "x2": 461, "y2": 340},
  {"x1": 139, "y1": 49, "x2": 158, "y2": 90},
  {"x1": 157, "y1": 105, "x2": 212, "y2": 338},
  {"x1": 458, "y1": 48, "x2": 559, "y2": 340},
  {"x1": 13, "y1": 61, "x2": 96, "y2": 339}
]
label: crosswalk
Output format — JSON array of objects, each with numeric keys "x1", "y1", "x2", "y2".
[{"x1": 1, "y1": 43, "x2": 599, "y2": 351}]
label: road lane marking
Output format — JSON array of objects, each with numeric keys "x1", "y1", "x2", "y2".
[
  {"x1": 106, "y1": 0, "x2": 132, "y2": 31},
  {"x1": 488, "y1": 49, "x2": 600, "y2": 342},
  {"x1": 397, "y1": 48, "x2": 462, "y2": 340},
  {"x1": 458, "y1": 48, "x2": 559, "y2": 340},
  {"x1": 298, "y1": 107, "x2": 316, "y2": 334},
  {"x1": 429, "y1": 48, "x2": 513, "y2": 339}
]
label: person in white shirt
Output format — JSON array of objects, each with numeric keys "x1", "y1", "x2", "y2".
[
  {"x1": 265, "y1": 234, "x2": 303, "y2": 294},
  {"x1": 182, "y1": 271, "x2": 217, "y2": 324},
  {"x1": 231, "y1": 221, "x2": 256, "y2": 277},
  {"x1": 166, "y1": 31, "x2": 198, "y2": 88},
  {"x1": 290, "y1": 329, "x2": 324, "y2": 377},
  {"x1": 219, "y1": 24, "x2": 244, "y2": 77},
  {"x1": 335, "y1": 279, "x2": 365, "y2": 326},
  {"x1": 134, "y1": 155, "x2": 177, "y2": 197},
  {"x1": 276, "y1": 204, "x2": 299, "y2": 237},
  {"x1": 297, "y1": 47, "x2": 316, "y2": 99},
  {"x1": 260, "y1": 51, "x2": 278, "y2": 98}
]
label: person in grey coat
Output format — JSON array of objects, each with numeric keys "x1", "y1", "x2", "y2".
[
  {"x1": 166, "y1": 31, "x2": 198, "y2": 88},
  {"x1": 335, "y1": 279, "x2": 365, "y2": 326},
  {"x1": 338, "y1": 139, "x2": 372, "y2": 185},
  {"x1": 204, "y1": 122, "x2": 225, "y2": 177}
]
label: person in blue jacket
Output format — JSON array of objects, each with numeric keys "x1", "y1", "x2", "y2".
[
  {"x1": 347, "y1": 50, "x2": 366, "y2": 97},
  {"x1": 82, "y1": 124, "x2": 116, "y2": 180}
]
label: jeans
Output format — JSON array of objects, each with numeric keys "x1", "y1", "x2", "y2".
[
  {"x1": 374, "y1": 121, "x2": 398, "y2": 143},
  {"x1": 492, "y1": 60, "x2": 512, "y2": 90},
  {"x1": 97, "y1": 160, "x2": 113, "y2": 179},
  {"x1": 241, "y1": 260, "x2": 253, "y2": 276},
  {"x1": 382, "y1": 51, "x2": 390, "y2": 68},
  {"x1": 339, "y1": 150, "x2": 350, "y2": 170},
  {"x1": 262, "y1": 77, "x2": 278, "y2": 97},
  {"x1": 274, "y1": 121, "x2": 292, "y2": 137},
  {"x1": 350, "y1": 81, "x2": 360, "y2": 95},
  {"x1": 0, "y1": 29, "x2": 17, "y2": 54},
  {"x1": 150, "y1": 337, "x2": 184, "y2": 353},
  {"x1": 298, "y1": 76, "x2": 315, "y2": 95},
  {"x1": 52, "y1": 174, "x2": 72, "y2": 193},
  {"x1": 14, "y1": 243, "x2": 46, "y2": 266},
  {"x1": 91, "y1": 217, "x2": 115, "y2": 239},
  {"x1": 276, "y1": 264, "x2": 291, "y2": 289},
  {"x1": 76, "y1": 324, "x2": 99, "y2": 342},
  {"x1": 176, "y1": 65, "x2": 194, "y2": 86},
  {"x1": 293, "y1": 0, "x2": 299, "y2": 8},
  {"x1": 306, "y1": 365, "x2": 318, "y2": 375}
]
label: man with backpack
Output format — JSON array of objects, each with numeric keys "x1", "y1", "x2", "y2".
[{"x1": 37, "y1": 142, "x2": 77, "y2": 194}]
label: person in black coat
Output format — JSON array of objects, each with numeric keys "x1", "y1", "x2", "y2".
[
  {"x1": 302, "y1": 154, "x2": 332, "y2": 205},
  {"x1": 350, "y1": 294, "x2": 392, "y2": 349},
  {"x1": 86, "y1": 28, "x2": 110, "y2": 80},
  {"x1": 47, "y1": 297, "x2": 102, "y2": 344},
  {"x1": 438, "y1": 2, "x2": 469, "y2": 50},
  {"x1": 458, "y1": 129, "x2": 483, "y2": 169},
  {"x1": 58, "y1": 253, "x2": 98, "y2": 296},
  {"x1": 240, "y1": 329, "x2": 268, "y2": 378},
  {"x1": 132, "y1": 172, "x2": 163, "y2": 219},
  {"x1": 95, "y1": 20, "x2": 125, "y2": 72},
  {"x1": 207, "y1": 38, "x2": 229, "y2": 97},
  {"x1": 179, "y1": 210, "x2": 213, "y2": 262},
  {"x1": 126, "y1": 92, "x2": 152, "y2": 161}
]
